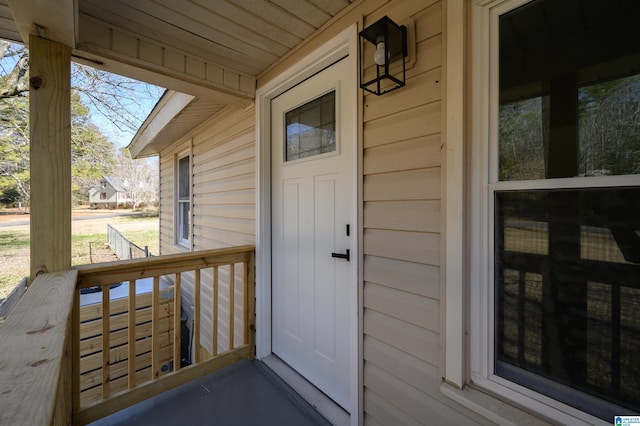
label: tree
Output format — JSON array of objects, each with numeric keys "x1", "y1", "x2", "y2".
[
  {"x1": 0, "y1": 88, "x2": 30, "y2": 208},
  {"x1": 112, "y1": 149, "x2": 158, "y2": 209},
  {"x1": 0, "y1": 40, "x2": 163, "y2": 207},
  {"x1": 71, "y1": 92, "x2": 117, "y2": 204}
]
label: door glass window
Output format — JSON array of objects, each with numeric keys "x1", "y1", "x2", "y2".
[{"x1": 285, "y1": 91, "x2": 336, "y2": 161}]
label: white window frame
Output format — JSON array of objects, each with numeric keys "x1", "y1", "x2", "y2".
[
  {"x1": 454, "y1": 1, "x2": 640, "y2": 424},
  {"x1": 175, "y1": 150, "x2": 192, "y2": 249}
]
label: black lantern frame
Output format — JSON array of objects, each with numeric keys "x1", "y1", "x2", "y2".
[{"x1": 359, "y1": 16, "x2": 408, "y2": 96}]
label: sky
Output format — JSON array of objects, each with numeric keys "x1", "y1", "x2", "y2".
[
  {"x1": 1, "y1": 40, "x2": 164, "y2": 149},
  {"x1": 82, "y1": 83, "x2": 164, "y2": 148}
]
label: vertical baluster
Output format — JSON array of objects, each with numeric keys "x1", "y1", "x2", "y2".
[
  {"x1": 194, "y1": 269, "x2": 201, "y2": 364},
  {"x1": 243, "y1": 258, "x2": 249, "y2": 345},
  {"x1": 72, "y1": 288, "x2": 80, "y2": 411},
  {"x1": 102, "y1": 284, "x2": 111, "y2": 399},
  {"x1": 128, "y1": 280, "x2": 136, "y2": 389},
  {"x1": 152, "y1": 276, "x2": 160, "y2": 379},
  {"x1": 228, "y1": 264, "x2": 235, "y2": 350},
  {"x1": 246, "y1": 251, "x2": 256, "y2": 359},
  {"x1": 212, "y1": 266, "x2": 218, "y2": 356},
  {"x1": 174, "y1": 273, "x2": 181, "y2": 371}
]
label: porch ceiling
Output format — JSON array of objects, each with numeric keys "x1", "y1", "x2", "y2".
[
  {"x1": 2, "y1": 0, "x2": 355, "y2": 157},
  {"x1": 1, "y1": 0, "x2": 354, "y2": 101}
]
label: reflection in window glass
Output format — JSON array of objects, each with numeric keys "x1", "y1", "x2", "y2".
[
  {"x1": 579, "y1": 74, "x2": 640, "y2": 177},
  {"x1": 285, "y1": 91, "x2": 336, "y2": 161},
  {"x1": 499, "y1": 73, "x2": 640, "y2": 181},
  {"x1": 495, "y1": 187, "x2": 640, "y2": 417},
  {"x1": 179, "y1": 156, "x2": 190, "y2": 200},
  {"x1": 177, "y1": 155, "x2": 190, "y2": 245},
  {"x1": 499, "y1": 97, "x2": 546, "y2": 181}
]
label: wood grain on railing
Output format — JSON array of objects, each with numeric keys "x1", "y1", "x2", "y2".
[
  {"x1": 0, "y1": 271, "x2": 77, "y2": 426},
  {"x1": 212, "y1": 266, "x2": 219, "y2": 357},
  {"x1": 72, "y1": 245, "x2": 255, "y2": 426},
  {"x1": 194, "y1": 269, "x2": 201, "y2": 364},
  {"x1": 101, "y1": 285, "x2": 111, "y2": 399},
  {"x1": 128, "y1": 280, "x2": 136, "y2": 389},
  {"x1": 173, "y1": 272, "x2": 181, "y2": 373},
  {"x1": 229, "y1": 263, "x2": 235, "y2": 350}
]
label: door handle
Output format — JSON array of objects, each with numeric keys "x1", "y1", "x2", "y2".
[{"x1": 331, "y1": 249, "x2": 350, "y2": 262}]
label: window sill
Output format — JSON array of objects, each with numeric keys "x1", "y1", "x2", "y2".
[
  {"x1": 173, "y1": 243, "x2": 191, "y2": 252},
  {"x1": 439, "y1": 381, "x2": 608, "y2": 426}
]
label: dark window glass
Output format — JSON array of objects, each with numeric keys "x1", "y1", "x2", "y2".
[
  {"x1": 498, "y1": 0, "x2": 640, "y2": 181},
  {"x1": 495, "y1": 0, "x2": 640, "y2": 418},
  {"x1": 285, "y1": 91, "x2": 336, "y2": 161},
  {"x1": 178, "y1": 156, "x2": 190, "y2": 200},
  {"x1": 495, "y1": 188, "x2": 640, "y2": 418},
  {"x1": 177, "y1": 156, "x2": 190, "y2": 243},
  {"x1": 178, "y1": 201, "x2": 190, "y2": 243}
]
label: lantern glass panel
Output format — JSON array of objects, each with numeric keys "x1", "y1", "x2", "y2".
[{"x1": 359, "y1": 16, "x2": 407, "y2": 95}]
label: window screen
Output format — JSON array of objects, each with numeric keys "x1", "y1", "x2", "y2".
[{"x1": 495, "y1": 188, "x2": 640, "y2": 416}]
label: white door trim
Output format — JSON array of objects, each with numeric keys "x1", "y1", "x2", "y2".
[{"x1": 255, "y1": 24, "x2": 359, "y2": 425}]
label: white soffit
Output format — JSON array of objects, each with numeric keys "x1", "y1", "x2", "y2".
[{"x1": 129, "y1": 91, "x2": 227, "y2": 158}]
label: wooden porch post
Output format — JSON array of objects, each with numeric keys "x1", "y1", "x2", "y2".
[{"x1": 29, "y1": 35, "x2": 72, "y2": 280}]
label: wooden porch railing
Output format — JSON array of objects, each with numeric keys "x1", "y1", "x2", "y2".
[
  {"x1": 0, "y1": 271, "x2": 77, "y2": 425},
  {"x1": 71, "y1": 245, "x2": 255, "y2": 425},
  {"x1": 0, "y1": 245, "x2": 255, "y2": 425}
]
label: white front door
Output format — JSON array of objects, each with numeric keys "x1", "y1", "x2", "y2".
[{"x1": 271, "y1": 57, "x2": 355, "y2": 410}]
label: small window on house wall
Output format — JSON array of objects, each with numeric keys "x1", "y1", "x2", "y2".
[
  {"x1": 100, "y1": 192, "x2": 107, "y2": 200},
  {"x1": 176, "y1": 154, "x2": 191, "y2": 248}
]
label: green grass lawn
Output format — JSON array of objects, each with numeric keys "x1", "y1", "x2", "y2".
[{"x1": 0, "y1": 215, "x2": 159, "y2": 300}]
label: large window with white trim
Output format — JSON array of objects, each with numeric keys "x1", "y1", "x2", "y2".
[
  {"x1": 473, "y1": 0, "x2": 640, "y2": 421},
  {"x1": 176, "y1": 153, "x2": 191, "y2": 248}
]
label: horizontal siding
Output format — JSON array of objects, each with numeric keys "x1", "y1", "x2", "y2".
[
  {"x1": 357, "y1": 1, "x2": 459, "y2": 424},
  {"x1": 364, "y1": 283, "x2": 438, "y2": 330},
  {"x1": 364, "y1": 309, "x2": 438, "y2": 365},
  {"x1": 363, "y1": 335, "x2": 497, "y2": 425},
  {"x1": 191, "y1": 106, "x2": 256, "y2": 354},
  {"x1": 364, "y1": 363, "x2": 487, "y2": 426},
  {"x1": 152, "y1": 0, "x2": 515, "y2": 423},
  {"x1": 364, "y1": 229, "x2": 440, "y2": 265},
  {"x1": 364, "y1": 168, "x2": 441, "y2": 201},
  {"x1": 363, "y1": 135, "x2": 441, "y2": 175},
  {"x1": 157, "y1": 105, "x2": 255, "y2": 360},
  {"x1": 364, "y1": 255, "x2": 439, "y2": 299},
  {"x1": 363, "y1": 103, "x2": 441, "y2": 149},
  {"x1": 364, "y1": 200, "x2": 440, "y2": 233}
]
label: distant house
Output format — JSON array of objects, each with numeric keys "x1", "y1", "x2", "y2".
[{"x1": 88, "y1": 176, "x2": 131, "y2": 209}]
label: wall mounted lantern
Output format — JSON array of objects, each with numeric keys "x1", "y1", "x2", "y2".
[{"x1": 359, "y1": 16, "x2": 408, "y2": 96}]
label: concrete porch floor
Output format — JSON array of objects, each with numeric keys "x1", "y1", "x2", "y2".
[{"x1": 90, "y1": 359, "x2": 331, "y2": 426}]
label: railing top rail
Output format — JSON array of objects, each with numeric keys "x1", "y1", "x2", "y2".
[
  {"x1": 74, "y1": 245, "x2": 255, "y2": 288},
  {"x1": 0, "y1": 270, "x2": 78, "y2": 425}
]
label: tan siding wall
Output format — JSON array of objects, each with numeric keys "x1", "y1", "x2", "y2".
[
  {"x1": 154, "y1": 0, "x2": 494, "y2": 422},
  {"x1": 158, "y1": 106, "x2": 255, "y2": 360},
  {"x1": 192, "y1": 106, "x2": 255, "y2": 354},
  {"x1": 360, "y1": 2, "x2": 477, "y2": 422},
  {"x1": 259, "y1": 0, "x2": 491, "y2": 423}
]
